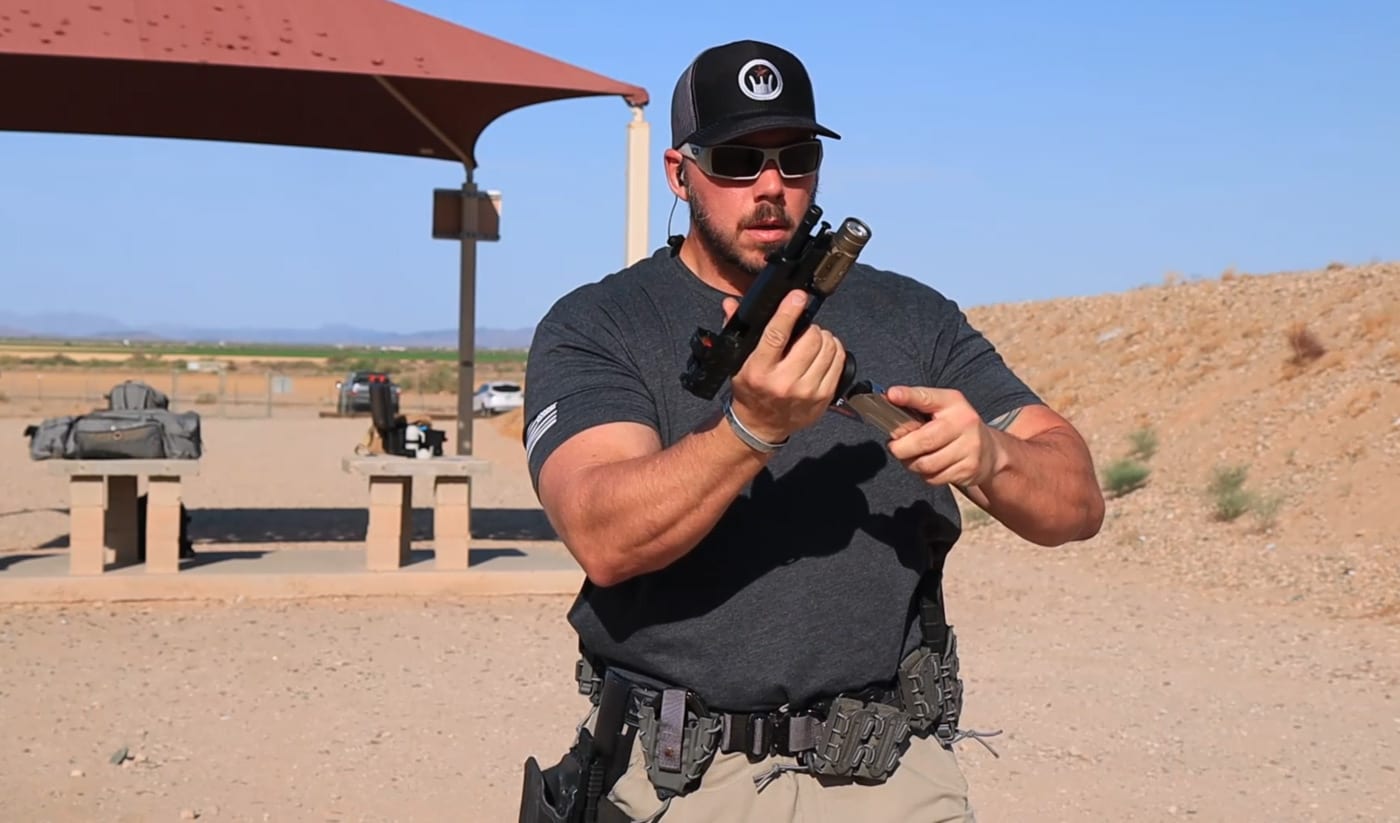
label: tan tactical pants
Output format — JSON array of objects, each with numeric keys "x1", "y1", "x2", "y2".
[{"x1": 604, "y1": 726, "x2": 977, "y2": 823}]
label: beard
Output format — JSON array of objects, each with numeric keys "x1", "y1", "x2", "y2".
[{"x1": 689, "y1": 176, "x2": 819, "y2": 278}]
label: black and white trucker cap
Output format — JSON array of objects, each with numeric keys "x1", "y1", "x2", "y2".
[{"x1": 670, "y1": 40, "x2": 841, "y2": 149}]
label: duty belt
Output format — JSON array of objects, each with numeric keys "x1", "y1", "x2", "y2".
[{"x1": 575, "y1": 631, "x2": 965, "y2": 796}]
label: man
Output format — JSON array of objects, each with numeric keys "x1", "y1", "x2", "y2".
[{"x1": 519, "y1": 39, "x2": 1103, "y2": 823}]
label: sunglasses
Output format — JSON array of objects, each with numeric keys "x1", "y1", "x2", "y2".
[{"x1": 678, "y1": 140, "x2": 823, "y2": 181}]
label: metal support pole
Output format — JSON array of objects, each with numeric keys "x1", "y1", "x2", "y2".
[
  {"x1": 625, "y1": 105, "x2": 650, "y2": 266},
  {"x1": 456, "y1": 179, "x2": 479, "y2": 456}
]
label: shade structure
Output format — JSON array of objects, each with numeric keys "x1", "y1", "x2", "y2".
[
  {"x1": 0, "y1": 0, "x2": 652, "y2": 455},
  {"x1": 0, "y1": 0, "x2": 648, "y2": 167}
]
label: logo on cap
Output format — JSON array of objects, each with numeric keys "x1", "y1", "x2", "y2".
[{"x1": 738, "y1": 59, "x2": 783, "y2": 101}]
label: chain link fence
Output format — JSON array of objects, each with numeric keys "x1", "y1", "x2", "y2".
[{"x1": 0, "y1": 368, "x2": 460, "y2": 419}]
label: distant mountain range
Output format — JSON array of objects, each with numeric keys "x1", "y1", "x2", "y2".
[{"x1": 0, "y1": 311, "x2": 535, "y2": 350}]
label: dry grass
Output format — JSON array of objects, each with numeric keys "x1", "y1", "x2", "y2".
[{"x1": 1286, "y1": 322, "x2": 1327, "y2": 365}]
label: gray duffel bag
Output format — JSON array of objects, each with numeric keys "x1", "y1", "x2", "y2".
[
  {"x1": 25, "y1": 410, "x2": 203, "y2": 460},
  {"x1": 107, "y1": 380, "x2": 170, "y2": 411}
]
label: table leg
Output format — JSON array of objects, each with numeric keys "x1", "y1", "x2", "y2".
[
  {"x1": 105, "y1": 475, "x2": 140, "y2": 567},
  {"x1": 68, "y1": 475, "x2": 106, "y2": 575},
  {"x1": 433, "y1": 476, "x2": 472, "y2": 570},
  {"x1": 367, "y1": 476, "x2": 411, "y2": 570},
  {"x1": 145, "y1": 476, "x2": 183, "y2": 574}
]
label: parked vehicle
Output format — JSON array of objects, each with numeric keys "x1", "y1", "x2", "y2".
[
  {"x1": 336, "y1": 371, "x2": 400, "y2": 415},
  {"x1": 472, "y1": 381, "x2": 523, "y2": 416}
]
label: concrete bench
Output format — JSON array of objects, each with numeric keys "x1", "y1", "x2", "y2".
[
  {"x1": 47, "y1": 459, "x2": 200, "y2": 576},
  {"x1": 341, "y1": 456, "x2": 493, "y2": 571}
]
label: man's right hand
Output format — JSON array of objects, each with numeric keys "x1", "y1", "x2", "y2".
[{"x1": 722, "y1": 289, "x2": 847, "y2": 445}]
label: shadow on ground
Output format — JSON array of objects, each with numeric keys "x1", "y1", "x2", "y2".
[{"x1": 27, "y1": 507, "x2": 556, "y2": 549}]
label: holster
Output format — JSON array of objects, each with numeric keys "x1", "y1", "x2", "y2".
[
  {"x1": 519, "y1": 673, "x2": 633, "y2": 823},
  {"x1": 518, "y1": 730, "x2": 592, "y2": 823}
]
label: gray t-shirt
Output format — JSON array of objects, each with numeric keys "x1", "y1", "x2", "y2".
[{"x1": 522, "y1": 246, "x2": 1040, "y2": 712}]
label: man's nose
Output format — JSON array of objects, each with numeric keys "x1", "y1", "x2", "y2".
[{"x1": 752, "y1": 161, "x2": 785, "y2": 197}]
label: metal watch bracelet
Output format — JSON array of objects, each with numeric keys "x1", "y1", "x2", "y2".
[{"x1": 723, "y1": 400, "x2": 788, "y2": 454}]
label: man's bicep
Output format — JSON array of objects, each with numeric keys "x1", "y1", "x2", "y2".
[
  {"x1": 536, "y1": 421, "x2": 661, "y2": 513},
  {"x1": 521, "y1": 310, "x2": 659, "y2": 489}
]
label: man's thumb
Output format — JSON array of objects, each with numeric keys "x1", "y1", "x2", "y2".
[{"x1": 887, "y1": 385, "x2": 948, "y2": 411}]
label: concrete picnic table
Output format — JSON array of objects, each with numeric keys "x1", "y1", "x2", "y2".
[
  {"x1": 341, "y1": 455, "x2": 492, "y2": 571},
  {"x1": 47, "y1": 459, "x2": 199, "y2": 575}
]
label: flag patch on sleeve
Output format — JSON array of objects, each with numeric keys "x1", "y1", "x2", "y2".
[{"x1": 524, "y1": 402, "x2": 559, "y2": 462}]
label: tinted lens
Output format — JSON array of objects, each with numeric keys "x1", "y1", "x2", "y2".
[
  {"x1": 777, "y1": 142, "x2": 822, "y2": 176},
  {"x1": 707, "y1": 145, "x2": 766, "y2": 178}
]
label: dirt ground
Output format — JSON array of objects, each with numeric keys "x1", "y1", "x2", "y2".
[{"x1": 1, "y1": 410, "x2": 1397, "y2": 822}]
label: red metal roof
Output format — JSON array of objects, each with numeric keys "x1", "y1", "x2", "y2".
[{"x1": 0, "y1": 0, "x2": 648, "y2": 164}]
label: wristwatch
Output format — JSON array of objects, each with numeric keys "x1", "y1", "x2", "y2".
[{"x1": 724, "y1": 400, "x2": 788, "y2": 454}]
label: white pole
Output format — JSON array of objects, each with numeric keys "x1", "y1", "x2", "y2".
[{"x1": 625, "y1": 105, "x2": 650, "y2": 266}]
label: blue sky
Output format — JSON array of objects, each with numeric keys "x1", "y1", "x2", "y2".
[{"x1": 1, "y1": 1, "x2": 1397, "y2": 333}]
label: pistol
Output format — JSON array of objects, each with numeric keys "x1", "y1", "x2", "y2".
[
  {"x1": 679, "y1": 204, "x2": 930, "y2": 439},
  {"x1": 680, "y1": 204, "x2": 870, "y2": 400}
]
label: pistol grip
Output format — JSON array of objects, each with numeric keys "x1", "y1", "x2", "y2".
[{"x1": 835, "y1": 350, "x2": 859, "y2": 401}]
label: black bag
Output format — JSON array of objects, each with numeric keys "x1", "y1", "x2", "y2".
[
  {"x1": 370, "y1": 382, "x2": 405, "y2": 455},
  {"x1": 369, "y1": 382, "x2": 446, "y2": 458}
]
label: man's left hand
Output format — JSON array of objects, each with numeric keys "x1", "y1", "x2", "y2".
[{"x1": 883, "y1": 386, "x2": 1008, "y2": 488}]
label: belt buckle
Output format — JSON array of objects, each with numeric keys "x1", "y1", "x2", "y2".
[
  {"x1": 747, "y1": 712, "x2": 771, "y2": 757},
  {"x1": 748, "y1": 711, "x2": 795, "y2": 757}
]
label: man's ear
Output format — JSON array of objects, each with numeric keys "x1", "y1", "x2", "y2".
[{"x1": 663, "y1": 150, "x2": 688, "y2": 201}]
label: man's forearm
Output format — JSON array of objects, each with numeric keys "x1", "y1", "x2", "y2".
[
  {"x1": 553, "y1": 414, "x2": 771, "y2": 586},
  {"x1": 964, "y1": 426, "x2": 1105, "y2": 546}
]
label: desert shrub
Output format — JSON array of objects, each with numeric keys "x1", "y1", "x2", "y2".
[
  {"x1": 1286, "y1": 322, "x2": 1326, "y2": 365},
  {"x1": 1128, "y1": 426, "x2": 1158, "y2": 462},
  {"x1": 1102, "y1": 458, "x2": 1150, "y2": 498},
  {"x1": 430, "y1": 370, "x2": 459, "y2": 394},
  {"x1": 1208, "y1": 463, "x2": 1253, "y2": 521},
  {"x1": 1252, "y1": 492, "x2": 1285, "y2": 532},
  {"x1": 399, "y1": 363, "x2": 458, "y2": 394}
]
